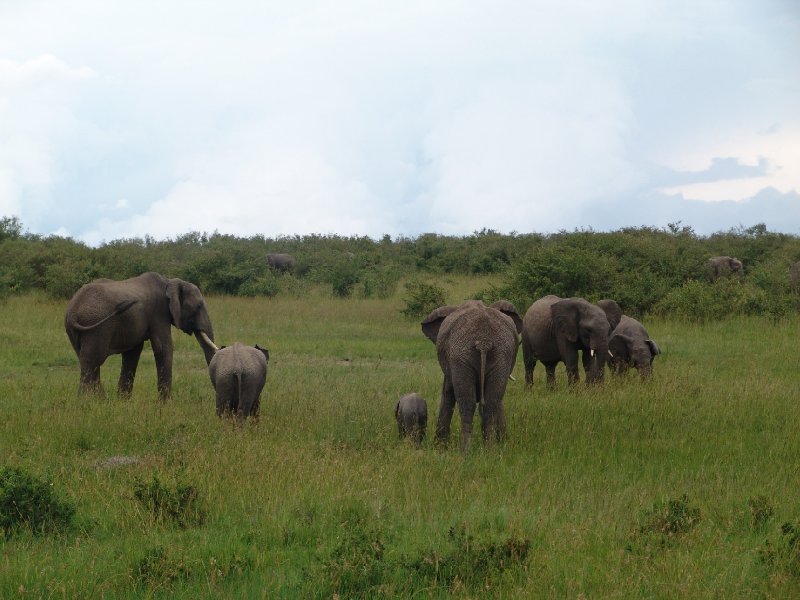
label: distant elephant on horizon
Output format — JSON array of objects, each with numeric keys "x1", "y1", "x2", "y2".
[
  {"x1": 64, "y1": 272, "x2": 216, "y2": 400},
  {"x1": 208, "y1": 342, "x2": 270, "y2": 423},
  {"x1": 608, "y1": 315, "x2": 661, "y2": 378},
  {"x1": 521, "y1": 295, "x2": 612, "y2": 388},
  {"x1": 266, "y1": 253, "x2": 296, "y2": 272},
  {"x1": 706, "y1": 256, "x2": 743, "y2": 282},
  {"x1": 422, "y1": 299, "x2": 523, "y2": 451}
]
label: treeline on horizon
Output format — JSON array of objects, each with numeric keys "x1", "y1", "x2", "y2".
[{"x1": 1, "y1": 216, "x2": 799, "y2": 319}]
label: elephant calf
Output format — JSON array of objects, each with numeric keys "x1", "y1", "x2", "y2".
[
  {"x1": 608, "y1": 316, "x2": 661, "y2": 378},
  {"x1": 395, "y1": 393, "x2": 427, "y2": 445},
  {"x1": 208, "y1": 343, "x2": 270, "y2": 423}
]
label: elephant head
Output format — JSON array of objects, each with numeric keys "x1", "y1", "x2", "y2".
[
  {"x1": 608, "y1": 315, "x2": 660, "y2": 378},
  {"x1": 550, "y1": 297, "x2": 610, "y2": 384},
  {"x1": 166, "y1": 278, "x2": 216, "y2": 365}
]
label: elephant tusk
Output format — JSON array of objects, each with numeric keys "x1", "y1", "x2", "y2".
[
  {"x1": 508, "y1": 374, "x2": 516, "y2": 382},
  {"x1": 198, "y1": 331, "x2": 219, "y2": 352},
  {"x1": 608, "y1": 350, "x2": 614, "y2": 358},
  {"x1": 590, "y1": 349, "x2": 595, "y2": 358}
]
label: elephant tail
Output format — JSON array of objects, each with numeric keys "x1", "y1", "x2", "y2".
[
  {"x1": 475, "y1": 340, "x2": 493, "y2": 405},
  {"x1": 68, "y1": 299, "x2": 138, "y2": 332}
]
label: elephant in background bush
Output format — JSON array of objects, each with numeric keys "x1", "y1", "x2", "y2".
[
  {"x1": 266, "y1": 253, "x2": 295, "y2": 272},
  {"x1": 395, "y1": 393, "x2": 427, "y2": 445},
  {"x1": 422, "y1": 299, "x2": 522, "y2": 451},
  {"x1": 521, "y1": 295, "x2": 611, "y2": 387},
  {"x1": 706, "y1": 256, "x2": 743, "y2": 282},
  {"x1": 64, "y1": 272, "x2": 216, "y2": 399},
  {"x1": 608, "y1": 316, "x2": 661, "y2": 378},
  {"x1": 208, "y1": 342, "x2": 270, "y2": 422}
]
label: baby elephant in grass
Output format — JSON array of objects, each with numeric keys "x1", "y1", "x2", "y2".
[
  {"x1": 395, "y1": 393, "x2": 428, "y2": 445},
  {"x1": 208, "y1": 342, "x2": 270, "y2": 423}
]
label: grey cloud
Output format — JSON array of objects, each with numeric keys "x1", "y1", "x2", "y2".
[{"x1": 651, "y1": 157, "x2": 772, "y2": 188}]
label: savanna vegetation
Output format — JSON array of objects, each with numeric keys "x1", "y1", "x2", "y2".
[{"x1": 2, "y1": 215, "x2": 800, "y2": 597}]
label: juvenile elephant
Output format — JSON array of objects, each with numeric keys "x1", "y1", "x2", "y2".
[
  {"x1": 208, "y1": 343, "x2": 270, "y2": 422},
  {"x1": 64, "y1": 272, "x2": 216, "y2": 399},
  {"x1": 706, "y1": 256, "x2": 743, "y2": 282},
  {"x1": 266, "y1": 253, "x2": 295, "y2": 272},
  {"x1": 608, "y1": 315, "x2": 661, "y2": 378},
  {"x1": 521, "y1": 295, "x2": 611, "y2": 387},
  {"x1": 422, "y1": 299, "x2": 523, "y2": 451},
  {"x1": 395, "y1": 393, "x2": 428, "y2": 444}
]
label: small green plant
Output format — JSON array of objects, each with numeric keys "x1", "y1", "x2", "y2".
[
  {"x1": 132, "y1": 475, "x2": 206, "y2": 528},
  {"x1": 759, "y1": 519, "x2": 800, "y2": 578},
  {"x1": 401, "y1": 280, "x2": 446, "y2": 318},
  {"x1": 749, "y1": 495, "x2": 775, "y2": 530},
  {"x1": 0, "y1": 466, "x2": 76, "y2": 538}
]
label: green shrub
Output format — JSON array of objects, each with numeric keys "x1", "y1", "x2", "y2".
[
  {"x1": 132, "y1": 475, "x2": 206, "y2": 528},
  {"x1": 401, "y1": 280, "x2": 446, "y2": 318},
  {"x1": 132, "y1": 546, "x2": 193, "y2": 588},
  {"x1": 0, "y1": 466, "x2": 76, "y2": 538},
  {"x1": 238, "y1": 272, "x2": 282, "y2": 297}
]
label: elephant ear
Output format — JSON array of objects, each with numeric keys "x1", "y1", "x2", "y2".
[
  {"x1": 255, "y1": 344, "x2": 270, "y2": 363},
  {"x1": 646, "y1": 339, "x2": 661, "y2": 357},
  {"x1": 596, "y1": 299, "x2": 622, "y2": 332},
  {"x1": 550, "y1": 300, "x2": 579, "y2": 343},
  {"x1": 421, "y1": 306, "x2": 457, "y2": 344},
  {"x1": 489, "y1": 300, "x2": 523, "y2": 334},
  {"x1": 608, "y1": 334, "x2": 632, "y2": 361},
  {"x1": 166, "y1": 279, "x2": 184, "y2": 327}
]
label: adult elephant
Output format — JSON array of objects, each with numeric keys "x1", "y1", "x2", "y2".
[
  {"x1": 608, "y1": 315, "x2": 661, "y2": 378},
  {"x1": 521, "y1": 295, "x2": 611, "y2": 387},
  {"x1": 266, "y1": 253, "x2": 295, "y2": 272},
  {"x1": 422, "y1": 300, "x2": 522, "y2": 451},
  {"x1": 706, "y1": 256, "x2": 743, "y2": 282},
  {"x1": 64, "y1": 272, "x2": 216, "y2": 399}
]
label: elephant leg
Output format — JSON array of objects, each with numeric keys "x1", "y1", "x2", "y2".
[
  {"x1": 434, "y1": 380, "x2": 456, "y2": 447},
  {"x1": 544, "y1": 363, "x2": 557, "y2": 389},
  {"x1": 522, "y1": 342, "x2": 536, "y2": 386},
  {"x1": 151, "y1": 337, "x2": 174, "y2": 400},
  {"x1": 482, "y1": 373, "x2": 510, "y2": 444},
  {"x1": 453, "y1": 379, "x2": 477, "y2": 452},
  {"x1": 118, "y1": 341, "x2": 144, "y2": 398},
  {"x1": 564, "y1": 354, "x2": 580, "y2": 385},
  {"x1": 78, "y1": 360, "x2": 103, "y2": 397}
]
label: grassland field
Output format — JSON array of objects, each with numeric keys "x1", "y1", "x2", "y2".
[{"x1": 1, "y1": 276, "x2": 799, "y2": 598}]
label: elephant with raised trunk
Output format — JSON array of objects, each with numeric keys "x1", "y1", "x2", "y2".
[
  {"x1": 208, "y1": 342, "x2": 270, "y2": 422},
  {"x1": 266, "y1": 253, "x2": 295, "y2": 272},
  {"x1": 395, "y1": 393, "x2": 427, "y2": 445},
  {"x1": 608, "y1": 316, "x2": 661, "y2": 378},
  {"x1": 521, "y1": 295, "x2": 611, "y2": 387},
  {"x1": 64, "y1": 272, "x2": 216, "y2": 399},
  {"x1": 422, "y1": 299, "x2": 523, "y2": 451},
  {"x1": 706, "y1": 256, "x2": 743, "y2": 282}
]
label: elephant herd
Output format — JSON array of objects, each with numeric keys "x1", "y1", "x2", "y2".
[{"x1": 64, "y1": 272, "x2": 662, "y2": 450}]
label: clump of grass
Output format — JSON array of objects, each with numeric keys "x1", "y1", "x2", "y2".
[
  {"x1": 409, "y1": 523, "x2": 531, "y2": 594},
  {"x1": 132, "y1": 546, "x2": 193, "y2": 588},
  {"x1": 132, "y1": 474, "x2": 206, "y2": 528},
  {"x1": 0, "y1": 466, "x2": 76, "y2": 538},
  {"x1": 759, "y1": 519, "x2": 800, "y2": 578},
  {"x1": 628, "y1": 494, "x2": 701, "y2": 552},
  {"x1": 749, "y1": 495, "x2": 775, "y2": 530}
]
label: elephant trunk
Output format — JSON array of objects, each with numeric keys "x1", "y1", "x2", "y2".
[
  {"x1": 195, "y1": 330, "x2": 218, "y2": 365},
  {"x1": 587, "y1": 337, "x2": 608, "y2": 384}
]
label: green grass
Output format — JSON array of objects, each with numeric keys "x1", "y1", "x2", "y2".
[{"x1": 1, "y1": 282, "x2": 799, "y2": 598}]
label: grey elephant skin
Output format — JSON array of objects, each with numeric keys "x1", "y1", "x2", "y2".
[
  {"x1": 266, "y1": 253, "x2": 295, "y2": 272},
  {"x1": 706, "y1": 256, "x2": 743, "y2": 282},
  {"x1": 422, "y1": 299, "x2": 523, "y2": 451},
  {"x1": 395, "y1": 393, "x2": 427, "y2": 444},
  {"x1": 608, "y1": 315, "x2": 661, "y2": 378},
  {"x1": 521, "y1": 295, "x2": 612, "y2": 387},
  {"x1": 208, "y1": 343, "x2": 270, "y2": 422},
  {"x1": 64, "y1": 272, "x2": 216, "y2": 399}
]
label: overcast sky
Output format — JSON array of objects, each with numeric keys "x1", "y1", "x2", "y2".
[{"x1": 1, "y1": 1, "x2": 798, "y2": 245}]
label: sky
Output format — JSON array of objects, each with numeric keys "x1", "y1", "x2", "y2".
[{"x1": 0, "y1": 1, "x2": 798, "y2": 245}]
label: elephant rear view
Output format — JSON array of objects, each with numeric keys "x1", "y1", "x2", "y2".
[
  {"x1": 208, "y1": 342, "x2": 270, "y2": 423},
  {"x1": 706, "y1": 256, "x2": 743, "y2": 282},
  {"x1": 521, "y1": 295, "x2": 611, "y2": 387},
  {"x1": 422, "y1": 299, "x2": 522, "y2": 451},
  {"x1": 395, "y1": 393, "x2": 428, "y2": 445}
]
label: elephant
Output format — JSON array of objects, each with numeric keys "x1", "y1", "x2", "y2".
[
  {"x1": 421, "y1": 299, "x2": 523, "y2": 451},
  {"x1": 706, "y1": 256, "x2": 743, "y2": 282},
  {"x1": 521, "y1": 295, "x2": 611, "y2": 388},
  {"x1": 595, "y1": 298, "x2": 623, "y2": 333},
  {"x1": 395, "y1": 393, "x2": 427, "y2": 445},
  {"x1": 266, "y1": 253, "x2": 295, "y2": 272},
  {"x1": 64, "y1": 272, "x2": 216, "y2": 400},
  {"x1": 608, "y1": 315, "x2": 661, "y2": 378},
  {"x1": 208, "y1": 342, "x2": 270, "y2": 422}
]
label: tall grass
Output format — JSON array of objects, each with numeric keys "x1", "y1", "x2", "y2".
[{"x1": 1, "y1": 282, "x2": 799, "y2": 598}]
